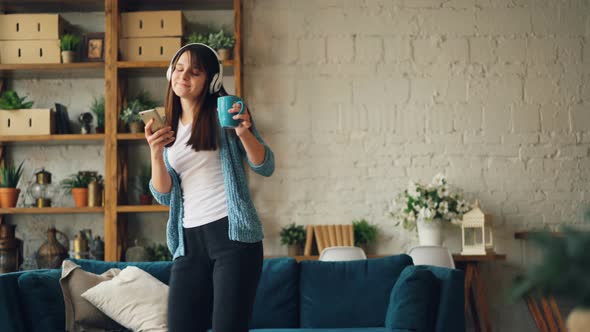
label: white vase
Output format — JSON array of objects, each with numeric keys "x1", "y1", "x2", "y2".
[
  {"x1": 61, "y1": 51, "x2": 75, "y2": 63},
  {"x1": 417, "y1": 218, "x2": 443, "y2": 246},
  {"x1": 567, "y1": 307, "x2": 590, "y2": 332}
]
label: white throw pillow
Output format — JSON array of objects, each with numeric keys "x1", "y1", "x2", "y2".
[{"x1": 81, "y1": 266, "x2": 168, "y2": 332}]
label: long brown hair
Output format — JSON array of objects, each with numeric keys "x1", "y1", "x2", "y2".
[{"x1": 164, "y1": 46, "x2": 227, "y2": 151}]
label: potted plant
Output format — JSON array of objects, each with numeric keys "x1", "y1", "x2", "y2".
[
  {"x1": 89, "y1": 96, "x2": 105, "y2": 133},
  {"x1": 60, "y1": 173, "x2": 94, "y2": 207},
  {"x1": 136, "y1": 164, "x2": 152, "y2": 205},
  {"x1": 390, "y1": 173, "x2": 470, "y2": 246},
  {"x1": 60, "y1": 34, "x2": 81, "y2": 64},
  {"x1": 512, "y1": 212, "x2": 590, "y2": 332},
  {"x1": 186, "y1": 32, "x2": 209, "y2": 45},
  {"x1": 0, "y1": 90, "x2": 34, "y2": 110},
  {"x1": 208, "y1": 29, "x2": 235, "y2": 61},
  {"x1": 280, "y1": 223, "x2": 306, "y2": 256},
  {"x1": 120, "y1": 91, "x2": 157, "y2": 133},
  {"x1": 146, "y1": 243, "x2": 172, "y2": 261},
  {"x1": 353, "y1": 219, "x2": 378, "y2": 254},
  {"x1": 0, "y1": 160, "x2": 24, "y2": 208}
]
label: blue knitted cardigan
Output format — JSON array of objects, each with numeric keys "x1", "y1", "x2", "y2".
[{"x1": 149, "y1": 116, "x2": 274, "y2": 260}]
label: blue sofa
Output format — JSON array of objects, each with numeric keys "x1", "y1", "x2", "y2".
[{"x1": 0, "y1": 255, "x2": 464, "y2": 332}]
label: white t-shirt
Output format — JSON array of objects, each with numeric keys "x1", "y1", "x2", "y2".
[{"x1": 167, "y1": 119, "x2": 228, "y2": 228}]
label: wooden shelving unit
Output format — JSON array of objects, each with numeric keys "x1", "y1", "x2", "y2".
[
  {"x1": 0, "y1": 207, "x2": 104, "y2": 215},
  {"x1": 0, "y1": 0, "x2": 243, "y2": 262},
  {"x1": 0, "y1": 134, "x2": 105, "y2": 144},
  {"x1": 117, "y1": 205, "x2": 169, "y2": 213}
]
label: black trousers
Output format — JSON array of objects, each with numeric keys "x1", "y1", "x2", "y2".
[{"x1": 167, "y1": 216, "x2": 263, "y2": 332}]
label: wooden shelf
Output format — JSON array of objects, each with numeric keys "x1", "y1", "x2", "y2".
[
  {"x1": 0, "y1": 0, "x2": 104, "y2": 13},
  {"x1": 0, "y1": 63, "x2": 104, "y2": 72},
  {"x1": 117, "y1": 205, "x2": 169, "y2": 213},
  {"x1": 0, "y1": 134, "x2": 105, "y2": 144},
  {"x1": 117, "y1": 60, "x2": 234, "y2": 69},
  {"x1": 120, "y1": 0, "x2": 233, "y2": 11},
  {"x1": 0, "y1": 207, "x2": 104, "y2": 215}
]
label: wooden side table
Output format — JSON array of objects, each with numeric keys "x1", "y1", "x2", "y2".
[
  {"x1": 453, "y1": 253, "x2": 506, "y2": 332},
  {"x1": 514, "y1": 231, "x2": 566, "y2": 332}
]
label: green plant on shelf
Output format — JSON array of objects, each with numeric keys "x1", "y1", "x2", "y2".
[
  {"x1": 186, "y1": 32, "x2": 209, "y2": 45},
  {"x1": 353, "y1": 218, "x2": 379, "y2": 247},
  {"x1": 146, "y1": 243, "x2": 172, "y2": 261},
  {"x1": 120, "y1": 91, "x2": 157, "y2": 124},
  {"x1": 60, "y1": 173, "x2": 94, "y2": 193},
  {"x1": 280, "y1": 223, "x2": 306, "y2": 246},
  {"x1": 0, "y1": 90, "x2": 34, "y2": 110},
  {"x1": 60, "y1": 34, "x2": 81, "y2": 52},
  {"x1": 90, "y1": 95, "x2": 105, "y2": 129},
  {"x1": 208, "y1": 29, "x2": 235, "y2": 50},
  {"x1": 0, "y1": 161, "x2": 25, "y2": 188}
]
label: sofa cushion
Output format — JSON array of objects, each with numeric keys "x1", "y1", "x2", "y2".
[
  {"x1": 17, "y1": 269, "x2": 64, "y2": 332},
  {"x1": 60, "y1": 260, "x2": 123, "y2": 332},
  {"x1": 385, "y1": 266, "x2": 440, "y2": 332},
  {"x1": 68, "y1": 258, "x2": 172, "y2": 284},
  {"x1": 251, "y1": 257, "x2": 299, "y2": 328},
  {"x1": 300, "y1": 254, "x2": 413, "y2": 328},
  {"x1": 82, "y1": 266, "x2": 168, "y2": 332}
]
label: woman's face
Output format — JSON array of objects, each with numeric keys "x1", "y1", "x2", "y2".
[{"x1": 171, "y1": 51, "x2": 207, "y2": 100}]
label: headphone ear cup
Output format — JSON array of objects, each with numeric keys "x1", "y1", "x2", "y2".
[
  {"x1": 210, "y1": 73, "x2": 219, "y2": 93},
  {"x1": 166, "y1": 66, "x2": 172, "y2": 81}
]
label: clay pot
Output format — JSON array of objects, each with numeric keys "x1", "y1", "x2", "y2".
[
  {"x1": 0, "y1": 188, "x2": 20, "y2": 208},
  {"x1": 287, "y1": 244, "x2": 302, "y2": 257},
  {"x1": 72, "y1": 188, "x2": 88, "y2": 207}
]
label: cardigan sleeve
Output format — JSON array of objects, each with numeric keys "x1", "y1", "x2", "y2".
[
  {"x1": 149, "y1": 179, "x2": 171, "y2": 206},
  {"x1": 237, "y1": 110, "x2": 275, "y2": 177}
]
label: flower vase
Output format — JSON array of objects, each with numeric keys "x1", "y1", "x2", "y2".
[
  {"x1": 417, "y1": 218, "x2": 443, "y2": 246},
  {"x1": 129, "y1": 122, "x2": 143, "y2": 133},
  {"x1": 287, "y1": 244, "x2": 302, "y2": 257}
]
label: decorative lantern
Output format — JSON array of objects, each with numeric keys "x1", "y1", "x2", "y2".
[
  {"x1": 460, "y1": 200, "x2": 494, "y2": 255},
  {"x1": 28, "y1": 168, "x2": 58, "y2": 208}
]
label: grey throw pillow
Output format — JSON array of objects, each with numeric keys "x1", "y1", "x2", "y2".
[{"x1": 60, "y1": 260, "x2": 123, "y2": 332}]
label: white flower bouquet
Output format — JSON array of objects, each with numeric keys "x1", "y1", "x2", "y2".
[{"x1": 390, "y1": 173, "x2": 471, "y2": 231}]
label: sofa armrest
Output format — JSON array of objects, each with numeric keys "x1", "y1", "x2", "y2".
[
  {"x1": 0, "y1": 271, "x2": 27, "y2": 332},
  {"x1": 422, "y1": 266, "x2": 465, "y2": 332}
]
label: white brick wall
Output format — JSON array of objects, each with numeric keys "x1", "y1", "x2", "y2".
[{"x1": 245, "y1": 1, "x2": 589, "y2": 330}]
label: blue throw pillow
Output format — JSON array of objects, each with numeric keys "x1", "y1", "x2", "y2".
[
  {"x1": 250, "y1": 258, "x2": 299, "y2": 328},
  {"x1": 17, "y1": 269, "x2": 64, "y2": 332},
  {"x1": 67, "y1": 259, "x2": 172, "y2": 284},
  {"x1": 300, "y1": 255, "x2": 413, "y2": 328},
  {"x1": 385, "y1": 266, "x2": 440, "y2": 332}
]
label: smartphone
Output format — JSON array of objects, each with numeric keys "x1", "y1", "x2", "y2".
[{"x1": 139, "y1": 109, "x2": 166, "y2": 132}]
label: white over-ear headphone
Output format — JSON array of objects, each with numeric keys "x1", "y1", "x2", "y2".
[{"x1": 166, "y1": 43, "x2": 224, "y2": 94}]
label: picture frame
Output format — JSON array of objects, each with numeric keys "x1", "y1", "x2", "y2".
[{"x1": 83, "y1": 32, "x2": 105, "y2": 62}]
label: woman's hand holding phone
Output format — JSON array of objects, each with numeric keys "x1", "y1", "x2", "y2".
[{"x1": 145, "y1": 119, "x2": 175, "y2": 157}]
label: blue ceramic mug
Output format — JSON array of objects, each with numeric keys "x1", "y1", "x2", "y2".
[{"x1": 217, "y1": 95, "x2": 245, "y2": 128}]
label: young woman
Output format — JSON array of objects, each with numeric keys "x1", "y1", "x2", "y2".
[{"x1": 145, "y1": 43, "x2": 274, "y2": 332}]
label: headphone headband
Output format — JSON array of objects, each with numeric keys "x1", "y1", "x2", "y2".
[{"x1": 166, "y1": 43, "x2": 223, "y2": 94}]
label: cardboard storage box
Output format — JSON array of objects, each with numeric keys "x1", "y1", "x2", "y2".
[
  {"x1": 0, "y1": 14, "x2": 65, "y2": 40},
  {"x1": 119, "y1": 37, "x2": 181, "y2": 61},
  {"x1": 0, "y1": 40, "x2": 61, "y2": 64},
  {"x1": 0, "y1": 109, "x2": 56, "y2": 136},
  {"x1": 121, "y1": 11, "x2": 185, "y2": 38}
]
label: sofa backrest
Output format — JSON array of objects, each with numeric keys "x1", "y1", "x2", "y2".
[
  {"x1": 250, "y1": 257, "x2": 299, "y2": 328},
  {"x1": 299, "y1": 254, "x2": 413, "y2": 328}
]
